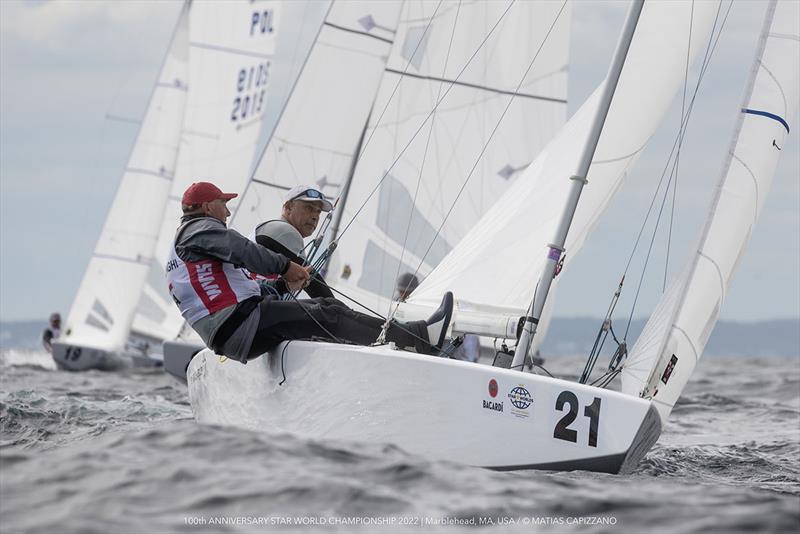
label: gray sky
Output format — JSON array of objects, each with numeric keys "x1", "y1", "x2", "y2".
[{"x1": 1, "y1": 0, "x2": 798, "y2": 324}]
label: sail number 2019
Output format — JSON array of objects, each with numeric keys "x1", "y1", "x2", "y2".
[
  {"x1": 231, "y1": 61, "x2": 270, "y2": 122},
  {"x1": 553, "y1": 391, "x2": 601, "y2": 447}
]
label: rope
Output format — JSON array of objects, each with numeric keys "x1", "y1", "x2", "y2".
[
  {"x1": 386, "y1": 0, "x2": 569, "y2": 325},
  {"x1": 622, "y1": 0, "x2": 733, "y2": 340},
  {"x1": 283, "y1": 273, "x2": 436, "y2": 352},
  {"x1": 579, "y1": 0, "x2": 733, "y2": 384},
  {"x1": 664, "y1": 0, "x2": 695, "y2": 292},
  {"x1": 389, "y1": 0, "x2": 463, "y2": 320},
  {"x1": 335, "y1": 0, "x2": 518, "y2": 243}
]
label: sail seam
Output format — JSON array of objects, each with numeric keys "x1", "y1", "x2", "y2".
[
  {"x1": 672, "y1": 325, "x2": 699, "y2": 363},
  {"x1": 697, "y1": 251, "x2": 725, "y2": 300},
  {"x1": 125, "y1": 167, "x2": 174, "y2": 181},
  {"x1": 757, "y1": 60, "x2": 788, "y2": 119},
  {"x1": 730, "y1": 153, "x2": 761, "y2": 213},
  {"x1": 593, "y1": 144, "x2": 646, "y2": 165},
  {"x1": 270, "y1": 136, "x2": 353, "y2": 158},
  {"x1": 384, "y1": 67, "x2": 567, "y2": 103},
  {"x1": 768, "y1": 32, "x2": 799, "y2": 42},
  {"x1": 189, "y1": 42, "x2": 273, "y2": 60},
  {"x1": 323, "y1": 22, "x2": 394, "y2": 44},
  {"x1": 92, "y1": 253, "x2": 152, "y2": 266},
  {"x1": 251, "y1": 179, "x2": 292, "y2": 191},
  {"x1": 155, "y1": 82, "x2": 188, "y2": 92}
]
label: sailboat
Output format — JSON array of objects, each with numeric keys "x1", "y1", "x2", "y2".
[
  {"x1": 163, "y1": 0, "x2": 570, "y2": 380},
  {"x1": 187, "y1": 0, "x2": 797, "y2": 473},
  {"x1": 54, "y1": 1, "x2": 282, "y2": 371}
]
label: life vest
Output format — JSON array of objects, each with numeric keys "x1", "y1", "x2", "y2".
[{"x1": 166, "y1": 226, "x2": 261, "y2": 325}]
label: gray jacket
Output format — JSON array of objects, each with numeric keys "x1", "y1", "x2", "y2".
[{"x1": 175, "y1": 215, "x2": 290, "y2": 359}]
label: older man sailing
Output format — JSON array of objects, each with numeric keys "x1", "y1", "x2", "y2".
[
  {"x1": 250, "y1": 185, "x2": 335, "y2": 299},
  {"x1": 167, "y1": 182, "x2": 453, "y2": 362}
]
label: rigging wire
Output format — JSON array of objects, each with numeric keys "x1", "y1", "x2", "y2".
[
  {"x1": 580, "y1": 0, "x2": 734, "y2": 385},
  {"x1": 386, "y1": 0, "x2": 569, "y2": 321},
  {"x1": 334, "y1": 0, "x2": 518, "y2": 243},
  {"x1": 664, "y1": 1, "x2": 695, "y2": 292},
  {"x1": 622, "y1": 0, "x2": 733, "y2": 340},
  {"x1": 387, "y1": 0, "x2": 463, "y2": 321}
]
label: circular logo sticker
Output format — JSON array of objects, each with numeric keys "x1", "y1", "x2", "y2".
[
  {"x1": 488, "y1": 379, "x2": 498, "y2": 398},
  {"x1": 508, "y1": 386, "x2": 533, "y2": 410}
]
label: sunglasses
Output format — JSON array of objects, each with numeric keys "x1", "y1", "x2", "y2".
[{"x1": 291, "y1": 189, "x2": 327, "y2": 201}]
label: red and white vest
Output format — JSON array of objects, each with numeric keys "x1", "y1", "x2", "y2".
[{"x1": 166, "y1": 245, "x2": 261, "y2": 325}]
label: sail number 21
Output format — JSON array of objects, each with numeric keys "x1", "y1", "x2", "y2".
[{"x1": 553, "y1": 391, "x2": 601, "y2": 447}]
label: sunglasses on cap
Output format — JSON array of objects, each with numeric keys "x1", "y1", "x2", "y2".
[{"x1": 291, "y1": 189, "x2": 327, "y2": 201}]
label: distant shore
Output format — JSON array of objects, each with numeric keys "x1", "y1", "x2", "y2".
[{"x1": 3, "y1": 318, "x2": 797, "y2": 357}]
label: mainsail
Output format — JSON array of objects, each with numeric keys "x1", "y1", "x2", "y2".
[
  {"x1": 407, "y1": 0, "x2": 720, "y2": 349},
  {"x1": 326, "y1": 0, "x2": 571, "y2": 314},
  {"x1": 132, "y1": 1, "x2": 283, "y2": 341},
  {"x1": 230, "y1": 1, "x2": 404, "y2": 241},
  {"x1": 61, "y1": 3, "x2": 190, "y2": 351},
  {"x1": 621, "y1": 0, "x2": 799, "y2": 418}
]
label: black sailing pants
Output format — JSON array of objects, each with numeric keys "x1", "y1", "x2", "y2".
[{"x1": 246, "y1": 297, "x2": 428, "y2": 358}]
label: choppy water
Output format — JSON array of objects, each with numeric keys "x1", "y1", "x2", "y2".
[{"x1": 1, "y1": 349, "x2": 798, "y2": 533}]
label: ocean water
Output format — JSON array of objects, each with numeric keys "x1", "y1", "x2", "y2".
[{"x1": 1, "y1": 349, "x2": 798, "y2": 533}]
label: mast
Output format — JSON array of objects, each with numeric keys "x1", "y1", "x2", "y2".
[
  {"x1": 511, "y1": 0, "x2": 645, "y2": 370},
  {"x1": 322, "y1": 107, "x2": 373, "y2": 274}
]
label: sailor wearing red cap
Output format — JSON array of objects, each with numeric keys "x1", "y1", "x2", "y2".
[{"x1": 167, "y1": 182, "x2": 453, "y2": 362}]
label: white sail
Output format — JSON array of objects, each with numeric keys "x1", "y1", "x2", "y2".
[
  {"x1": 133, "y1": 1, "x2": 283, "y2": 341},
  {"x1": 326, "y1": 0, "x2": 571, "y2": 314},
  {"x1": 61, "y1": 3, "x2": 190, "y2": 351},
  {"x1": 229, "y1": 1, "x2": 404, "y2": 241},
  {"x1": 407, "y1": 1, "x2": 719, "y2": 344},
  {"x1": 621, "y1": 0, "x2": 799, "y2": 418}
]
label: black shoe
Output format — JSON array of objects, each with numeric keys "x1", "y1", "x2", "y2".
[{"x1": 424, "y1": 291, "x2": 453, "y2": 354}]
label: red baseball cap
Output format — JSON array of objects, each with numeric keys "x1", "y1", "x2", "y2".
[{"x1": 182, "y1": 182, "x2": 238, "y2": 206}]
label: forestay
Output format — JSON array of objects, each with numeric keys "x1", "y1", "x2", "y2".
[
  {"x1": 407, "y1": 1, "x2": 720, "y2": 349},
  {"x1": 61, "y1": 4, "x2": 190, "y2": 351},
  {"x1": 229, "y1": 1, "x2": 404, "y2": 253},
  {"x1": 622, "y1": 0, "x2": 799, "y2": 419},
  {"x1": 326, "y1": 0, "x2": 571, "y2": 315},
  {"x1": 132, "y1": 1, "x2": 282, "y2": 341}
]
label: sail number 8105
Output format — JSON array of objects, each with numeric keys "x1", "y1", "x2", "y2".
[{"x1": 553, "y1": 391, "x2": 601, "y2": 447}]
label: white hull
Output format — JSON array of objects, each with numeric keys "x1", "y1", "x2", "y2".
[
  {"x1": 188, "y1": 342, "x2": 661, "y2": 473},
  {"x1": 51, "y1": 341, "x2": 161, "y2": 372}
]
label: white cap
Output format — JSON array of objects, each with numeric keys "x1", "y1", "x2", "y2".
[{"x1": 283, "y1": 185, "x2": 333, "y2": 212}]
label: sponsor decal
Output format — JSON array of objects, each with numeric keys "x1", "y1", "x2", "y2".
[
  {"x1": 195, "y1": 263, "x2": 223, "y2": 299},
  {"x1": 482, "y1": 399, "x2": 503, "y2": 412},
  {"x1": 507, "y1": 385, "x2": 533, "y2": 418},
  {"x1": 661, "y1": 354, "x2": 678, "y2": 384},
  {"x1": 488, "y1": 379, "x2": 498, "y2": 398}
]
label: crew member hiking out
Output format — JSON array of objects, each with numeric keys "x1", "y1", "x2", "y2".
[{"x1": 166, "y1": 182, "x2": 454, "y2": 362}]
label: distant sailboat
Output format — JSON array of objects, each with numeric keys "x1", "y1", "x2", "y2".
[
  {"x1": 53, "y1": 3, "x2": 191, "y2": 371},
  {"x1": 187, "y1": 0, "x2": 797, "y2": 473},
  {"x1": 55, "y1": 1, "x2": 281, "y2": 370}
]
